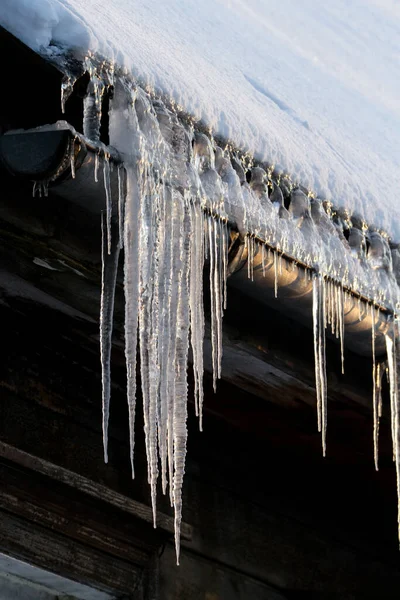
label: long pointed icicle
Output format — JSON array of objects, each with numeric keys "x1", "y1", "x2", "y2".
[
  {"x1": 338, "y1": 284, "x2": 345, "y2": 374},
  {"x1": 103, "y1": 154, "x2": 113, "y2": 255},
  {"x1": 123, "y1": 165, "x2": 141, "y2": 479},
  {"x1": 189, "y1": 201, "x2": 205, "y2": 428},
  {"x1": 313, "y1": 274, "x2": 327, "y2": 455},
  {"x1": 371, "y1": 304, "x2": 379, "y2": 471},
  {"x1": 100, "y1": 212, "x2": 121, "y2": 463},
  {"x1": 385, "y1": 321, "x2": 400, "y2": 547},
  {"x1": 172, "y1": 196, "x2": 191, "y2": 565},
  {"x1": 166, "y1": 190, "x2": 184, "y2": 508},
  {"x1": 209, "y1": 216, "x2": 219, "y2": 392}
]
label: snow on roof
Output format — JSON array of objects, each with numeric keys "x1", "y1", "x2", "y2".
[{"x1": 1, "y1": 0, "x2": 400, "y2": 239}]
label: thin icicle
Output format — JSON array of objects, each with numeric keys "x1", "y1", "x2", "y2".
[
  {"x1": 222, "y1": 220, "x2": 228, "y2": 311},
  {"x1": 123, "y1": 166, "x2": 141, "y2": 479},
  {"x1": 385, "y1": 322, "x2": 400, "y2": 547},
  {"x1": 274, "y1": 250, "x2": 279, "y2": 298},
  {"x1": 166, "y1": 191, "x2": 184, "y2": 507},
  {"x1": 103, "y1": 155, "x2": 112, "y2": 255},
  {"x1": 189, "y1": 201, "x2": 205, "y2": 428},
  {"x1": 70, "y1": 139, "x2": 76, "y2": 179},
  {"x1": 83, "y1": 74, "x2": 105, "y2": 142},
  {"x1": 100, "y1": 212, "x2": 120, "y2": 463},
  {"x1": 261, "y1": 244, "x2": 266, "y2": 277},
  {"x1": 172, "y1": 198, "x2": 191, "y2": 565},
  {"x1": 117, "y1": 165, "x2": 125, "y2": 249},
  {"x1": 213, "y1": 218, "x2": 223, "y2": 381},
  {"x1": 94, "y1": 151, "x2": 99, "y2": 183},
  {"x1": 209, "y1": 216, "x2": 219, "y2": 391},
  {"x1": 313, "y1": 274, "x2": 327, "y2": 455},
  {"x1": 338, "y1": 284, "x2": 345, "y2": 374},
  {"x1": 245, "y1": 235, "x2": 251, "y2": 280},
  {"x1": 371, "y1": 304, "x2": 378, "y2": 470}
]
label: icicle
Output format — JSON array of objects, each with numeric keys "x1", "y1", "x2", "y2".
[
  {"x1": 61, "y1": 75, "x2": 74, "y2": 114},
  {"x1": 313, "y1": 274, "x2": 327, "y2": 455},
  {"x1": 222, "y1": 219, "x2": 228, "y2": 311},
  {"x1": 157, "y1": 185, "x2": 174, "y2": 495},
  {"x1": 172, "y1": 200, "x2": 191, "y2": 565},
  {"x1": 261, "y1": 244, "x2": 266, "y2": 277},
  {"x1": 118, "y1": 165, "x2": 125, "y2": 249},
  {"x1": 385, "y1": 322, "x2": 400, "y2": 547},
  {"x1": 166, "y1": 190, "x2": 184, "y2": 507},
  {"x1": 372, "y1": 343, "x2": 384, "y2": 472},
  {"x1": 83, "y1": 74, "x2": 105, "y2": 142},
  {"x1": 371, "y1": 304, "x2": 378, "y2": 470},
  {"x1": 70, "y1": 139, "x2": 76, "y2": 179},
  {"x1": 274, "y1": 250, "x2": 279, "y2": 298},
  {"x1": 100, "y1": 212, "x2": 121, "y2": 463},
  {"x1": 94, "y1": 151, "x2": 99, "y2": 183},
  {"x1": 123, "y1": 165, "x2": 141, "y2": 479},
  {"x1": 338, "y1": 284, "x2": 345, "y2": 374},
  {"x1": 103, "y1": 155, "x2": 112, "y2": 255},
  {"x1": 249, "y1": 236, "x2": 254, "y2": 281},
  {"x1": 209, "y1": 217, "x2": 219, "y2": 391},
  {"x1": 189, "y1": 201, "x2": 205, "y2": 429}
]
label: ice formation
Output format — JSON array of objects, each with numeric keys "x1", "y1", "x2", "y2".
[{"x1": 73, "y1": 68, "x2": 400, "y2": 560}]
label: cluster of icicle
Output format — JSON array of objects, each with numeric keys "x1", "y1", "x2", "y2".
[
  {"x1": 73, "y1": 64, "x2": 400, "y2": 558},
  {"x1": 97, "y1": 77, "x2": 228, "y2": 563}
]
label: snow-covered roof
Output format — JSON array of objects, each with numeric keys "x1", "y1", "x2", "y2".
[{"x1": 1, "y1": 0, "x2": 400, "y2": 239}]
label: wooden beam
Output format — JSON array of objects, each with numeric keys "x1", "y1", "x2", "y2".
[{"x1": 0, "y1": 441, "x2": 192, "y2": 541}]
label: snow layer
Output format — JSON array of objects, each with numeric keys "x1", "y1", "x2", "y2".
[{"x1": 1, "y1": 0, "x2": 400, "y2": 238}]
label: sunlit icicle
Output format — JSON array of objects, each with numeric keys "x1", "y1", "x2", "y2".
[
  {"x1": 148, "y1": 176, "x2": 163, "y2": 528},
  {"x1": 249, "y1": 235, "x2": 254, "y2": 281},
  {"x1": 338, "y1": 284, "x2": 345, "y2": 374},
  {"x1": 157, "y1": 186, "x2": 173, "y2": 495},
  {"x1": 166, "y1": 190, "x2": 185, "y2": 507},
  {"x1": 325, "y1": 279, "x2": 331, "y2": 332},
  {"x1": 372, "y1": 314, "x2": 384, "y2": 472},
  {"x1": 261, "y1": 243, "x2": 266, "y2": 277},
  {"x1": 61, "y1": 75, "x2": 74, "y2": 114},
  {"x1": 245, "y1": 235, "x2": 251, "y2": 280},
  {"x1": 94, "y1": 151, "x2": 99, "y2": 183},
  {"x1": 214, "y1": 218, "x2": 223, "y2": 381},
  {"x1": 117, "y1": 165, "x2": 125, "y2": 249},
  {"x1": 313, "y1": 274, "x2": 327, "y2": 455},
  {"x1": 83, "y1": 74, "x2": 105, "y2": 142},
  {"x1": 208, "y1": 216, "x2": 219, "y2": 391},
  {"x1": 274, "y1": 250, "x2": 279, "y2": 298},
  {"x1": 385, "y1": 321, "x2": 400, "y2": 546},
  {"x1": 103, "y1": 155, "x2": 113, "y2": 255},
  {"x1": 189, "y1": 201, "x2": 205, "y2": 429},
  {"x1": 100, "y1": 212, "x2": 121, "y2": 463},
  {"x1": 70, "y1": 139, "x2": 76, "y2": 179},
  {"x1": 313, "y1": 274, "x2": 322, "y2": 433},
  {"x1": 172, "y1": 201, "x2": 192, "y2": 566},
  {"x1": 123, "y1": 165, "x2": 141, "y2": 479},
  {"x1": 222, "y1": 220, "x2": 228, "y2": 311}
]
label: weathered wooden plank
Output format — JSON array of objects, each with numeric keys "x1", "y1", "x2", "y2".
[
  {"x1": 0, "y1": 471, "x2": 150, "y2": 566},
  {"x1": 0, "y1": 441, "x2": 192, "y2": 541},
  {"x1": 0, "y1": 511, "x2": 139, "y2": 596}
]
